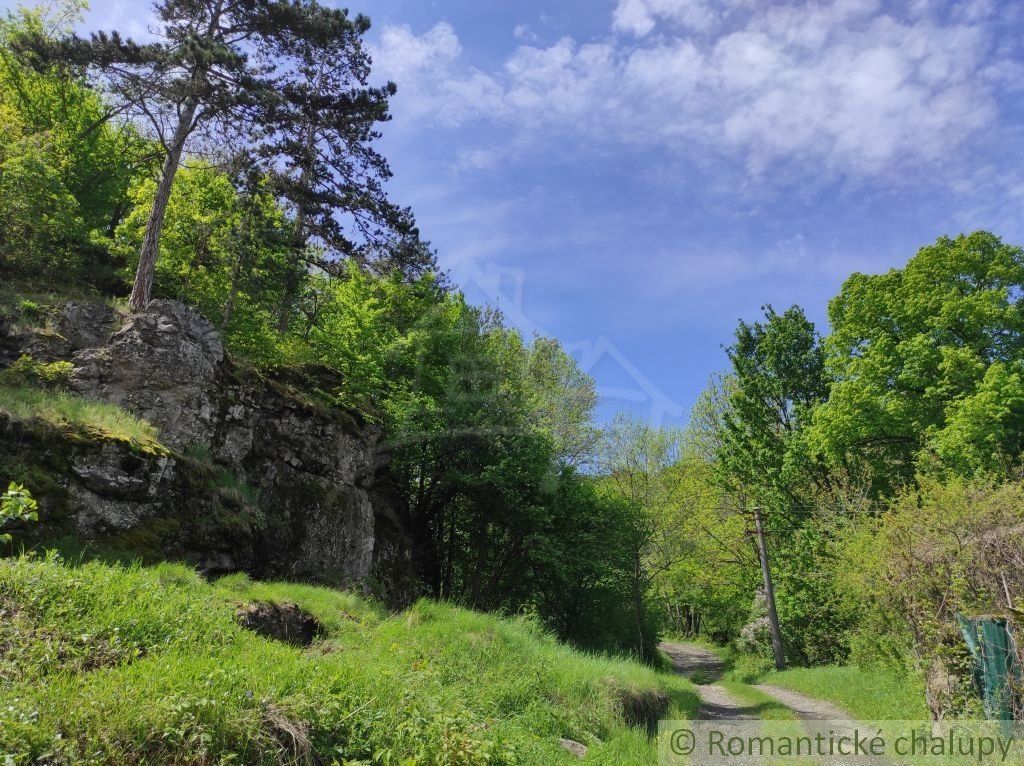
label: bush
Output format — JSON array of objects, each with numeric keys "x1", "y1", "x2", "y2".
[
  {"x1": 0, "y1": 127, "x2": 86, "y2": 278},
  {"x1": 0, "y1": 482, "x2": 37, "y2": 544},
  {"x1": 836, "y1": 477, "x2": 1024, "y2": 717},
  {"x1": 0, "y1": 355, "x2": 73, "y2": 388}
]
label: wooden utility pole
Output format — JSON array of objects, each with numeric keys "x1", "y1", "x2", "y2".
[{"x1": 752, "y1": 506, "x2": 786, "y2": 671}]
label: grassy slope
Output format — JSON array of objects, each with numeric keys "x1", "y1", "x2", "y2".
[{"x1": 0, "y1": 555, "x2": 699, "y2": 765}]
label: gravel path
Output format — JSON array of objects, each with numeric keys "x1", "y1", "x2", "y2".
[
  {"x1": 660, "y1": 642, "x2": 756, "y2": 720},
  {"x1": 754, "y1": 683, "x2": 852, "y2": 721},
  {"x1": 661, "y1": 643, "x2": 878, "y2": 764},
  {"x1": 661, "y1": 642, "x2": 854, "y2": 722}
]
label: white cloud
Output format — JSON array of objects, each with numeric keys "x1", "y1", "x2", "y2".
[
  {"x1": 612, "y1": 0, "x2": 720, "y2": 36},
  {"x1": 513, "y1": 23, "x2": 539, "y2": 43},
  {"x1": 372, "y1": 1, "x2": 1008, "y2": 181},
  {"x1": 373, "y1": 23, "x2": 506, "y2": 127},
  {"x1": 374, "y1": 22, "x2": 462, "y2": 82}
]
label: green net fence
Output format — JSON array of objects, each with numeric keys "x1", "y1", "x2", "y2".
[{"x1": 957, "y1": 615, "x2": 1022, "y2": 721}]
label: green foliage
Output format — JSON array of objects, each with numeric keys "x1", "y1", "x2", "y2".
[
  {"x1": 522, "y1": 336, "x2": 599, "y2": 464},
  {"x1": 811, "y1": 231, "x2": 1024, "y2": 485},
  {"x1": 716, "y1": 304, "x2": 828, "y2": 505},
  {"x1": 834, "y1": 477, "x2": 1024, "y2": 716},
  {"x1": 0, "y1": 355, "x2": 73, "y2": 388},
  {"x1": 684, "y1": 232, "x2": 1024, "y2": 678},
  {"x1": 524, "y1": 468, "x2": 645, "y2": 655},
  {"x1": 684, "y1": 306, "x2": 850, "y2": 662},
  {"x1": 0, "y1": 555, "x2": 700, "y2": 765},
  {"x1": 114, "y1": 164, "x2": 297, "y2": 364},
  {"x1": 0, "y1": 3, "x2": 148, "y2": 283},
  {"x1": 0, "y1": 120, "x2": 85, "y2": 275},
  {"x1": 595, "y1": 415, "x2": 693, "y2": 659},
  {"x1": 304, "y1": 263, "x2": 439, "y2": 407},
  {"x1": 637, "y1": 448, "x2": 755, "y2": 645},
  {"x1": 928, "y1": 361, "x2": 1024, "y2": 477},
  {"x1": 0, "y1": 482, "x2": 38, "y2": 544},
  {"x1": 768, "y1": 517, "x2": 853, "y2": 665},
  {"x1": 23, "y1": 0, "x2": 413, "y2": 309},
  {"x1": 301, "y1": 278, "x2": 639, "y2": 653}
]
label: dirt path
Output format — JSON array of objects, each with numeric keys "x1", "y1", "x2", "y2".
[
  {"x1": 660, "y1": 642, "x2": 757, "y2": 720},
  {"x1": 660, "y1": 642, "x2": 854, "y2": 723},
  {"x1": 754, "y1": 683, "x2": 851, "y2": 721},
  {"x1": 660, "y1": 642, "x2": 725, "y2": 681}
]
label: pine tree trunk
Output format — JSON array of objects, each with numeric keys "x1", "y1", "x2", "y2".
[{"x1": 128, "y1": 100, "x2": 198, "y2": 312}]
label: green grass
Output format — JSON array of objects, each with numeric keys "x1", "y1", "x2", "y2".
[
  {"x1": 757, "y1": 664, "x2": 930, "y2": 720},
  {"x1": 715, "y1": 683, "x2": 815, "y2": 766},
  {"x1": 0, "y1": 554, "x2": 700, "y2": 765},
  {"x1": 752, "y1": 667, "x2": 1024, "y2": 766},
  {"x1": 693, "y1": 639, "x2": 930, "y2": 720},
  {"x1": 0, "y1": 386, "x2": 160, "y2": 449}
]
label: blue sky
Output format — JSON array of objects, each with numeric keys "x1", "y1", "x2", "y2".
[{"x1": 8, "y1": 0, "x2": 1024, "y2": 425}]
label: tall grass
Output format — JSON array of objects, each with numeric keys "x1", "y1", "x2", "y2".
[
  {"x1": 759, "y1": 664, "x2": 930, "y2": 720},
  {"x1": 0, "y1": 386, "x2": 159, "y2": 447},
  {"x1": 0, "y1": 555, "x2": 700, "y2": 765}
]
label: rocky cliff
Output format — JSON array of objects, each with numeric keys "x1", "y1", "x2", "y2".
[{"x1": 0, "y1": 299, "x2": 417, "y2": 606}]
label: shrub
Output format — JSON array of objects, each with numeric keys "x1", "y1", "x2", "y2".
[
  {"x1": 0, "y1": 482, "x2": 37, "y2": 544},
  {"x1": 0, "y1": 355, "x2": 74, "y2": 388},
  {"x1": 836, "y1": 477, "x2": 1024, "y2": 717}
]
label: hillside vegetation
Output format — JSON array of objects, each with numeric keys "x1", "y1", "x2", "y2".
[
  {"x1": 2, "y1": 0, "x2": 1024, "y2": 743},
  {"x1": 0, "y1": 554, "x2": 699, "y2": 765},
  {"x1": 0, "y1": 1, "x2": 659, "y2": 660}
]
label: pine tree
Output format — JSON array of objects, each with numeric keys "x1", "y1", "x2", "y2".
[
  {"x1": 21, "y1": 0, "x2": 385, "y2": 311},
  {"x1": 260, "y1": 27, "x2": 437, "y2": 329}
]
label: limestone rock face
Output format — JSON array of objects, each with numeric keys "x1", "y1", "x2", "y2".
[
  {"x1": 71, "y1": 300, "x2": 224, "y2": 450},
  {"x1": 54, "y1": 302, "x2": 121, "y2": 352},
  {"x1": 2, "y1": 301, "x2": 121, "y2": 364},
  {"x1": 1, "y1": 299, "x2": 417, "y2": 605}
]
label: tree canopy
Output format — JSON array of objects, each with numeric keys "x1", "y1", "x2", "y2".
[
  {"x1": 19, "y1": 0, "x2": 424, "y2": 310},
  {"x1": 811, "y1": 231, "x2": 1024, "y2": 485}
]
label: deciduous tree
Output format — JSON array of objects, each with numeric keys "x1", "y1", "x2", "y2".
[{"x1": 811, "y1": 231, "x2": 1024, "y2": 485}]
